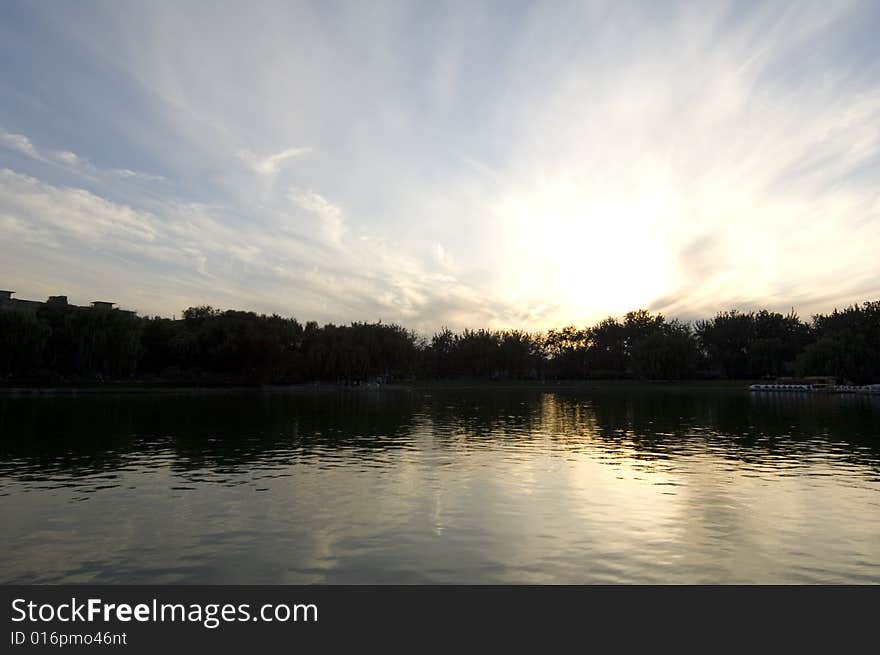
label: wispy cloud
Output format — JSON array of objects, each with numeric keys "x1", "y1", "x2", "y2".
[
  {"x1": 0, "y1": 130, "x2": 39, "y2": 159},
  {"x1": 237, "y1": 146, "x2": 311, "y2": 175},
  {"x1": 289, "y1": 188, "x2": 347, "y2": 247},
  {"x1": 1, "y1": 1, "x2": 879, "y2": 330},
  {"x1": 0, "y1": 127, "x2": 166, "y2": 184},
  {"x1": 0, "y1": 166, "x2": 499, "y2": 331}
]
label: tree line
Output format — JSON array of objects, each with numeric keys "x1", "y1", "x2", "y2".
[{"x1": 1, "y1": 300, "x2": 878, "y2": 385}]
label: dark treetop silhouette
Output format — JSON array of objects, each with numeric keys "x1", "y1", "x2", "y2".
[{"x1": 1, "y1": 298, "x2": 879, "y2": 386}]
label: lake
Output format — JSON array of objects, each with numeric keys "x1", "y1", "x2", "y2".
[{"x1": 1, "y1": 387, "x2": 879, "y2": 583}]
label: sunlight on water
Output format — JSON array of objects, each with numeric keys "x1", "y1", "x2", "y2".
[{"x1": 1, "y1": 389, "x2": 878, "y2": 583}]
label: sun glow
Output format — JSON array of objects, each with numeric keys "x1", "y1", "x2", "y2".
[{"x1": 490, "y1": 180, "x2": 679, "y2": 328}]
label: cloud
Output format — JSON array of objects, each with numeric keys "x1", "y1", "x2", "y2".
[
  {"x1": 53, "y1": 151, "x2": 80, "y2": 165},
  {"x1": 289, "y1": 189, "x2": 347, "y2": 247},
  {"x1": 0, "y1": 169, "x2": 157, "y2": 245},
  {"x1": 113, "y1": 168, "x2": 166, "y2": 182},
  {"x1": 238, "y1": 147, "x2": 311, "y2": 175},
  {"x1": 0, "y1": 130, "x2": 40, "y2": 159},
  {"x1": 0, "y1": 167, "x2": 502, "y2": 332},
  {"x1": 1, "y1": 2, "x2": 880, "y2": 330},
  {"x1": 0, "y1": 127, "x2": 165, "y2": 183},
  {"x1": 433, "y1": 243, "x2": 454, "y2": 268}
]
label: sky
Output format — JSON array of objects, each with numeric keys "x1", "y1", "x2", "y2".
[{"x1": 1, "y1": 0, "x2": 879, "y2": 333}]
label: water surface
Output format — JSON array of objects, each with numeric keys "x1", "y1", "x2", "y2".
[{"x1": 1, "y1": 388, "x2": 879, "y2": 583}]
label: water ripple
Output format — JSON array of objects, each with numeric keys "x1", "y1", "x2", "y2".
[{"x1": 1, "y1": 388, "x2": 879, "y2": 583}]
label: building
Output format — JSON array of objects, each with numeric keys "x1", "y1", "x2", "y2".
[
  {"x1": 0, "y1": 290, "x2": 134, "y2": 315},
  {"x1": 0, "y1": 290, "x2": 43, "y2": 312}
]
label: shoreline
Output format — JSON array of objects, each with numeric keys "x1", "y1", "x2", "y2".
[{"x1": 0, "y1": 379, "x2": 760, "y2": 396}]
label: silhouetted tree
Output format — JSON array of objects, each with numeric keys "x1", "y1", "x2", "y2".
[
  {"x1": 795, "y1": 302, "x2": 880, "y2": 384},
  {"x1": 2, "y1": 298, "x2": 879, "y2": 385},
  {"x1": 0, "y1": 310, "x2": 50, "y2": 378},
  {"x1": 695, "y1": 310, "x2": 755, "y2": 378},
  {"x1": 544, "y1": 326, "x2": 589, "y2": 379},
  {"x1": 586, "y1": 317, "x2": 627, "y2": 378}
]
